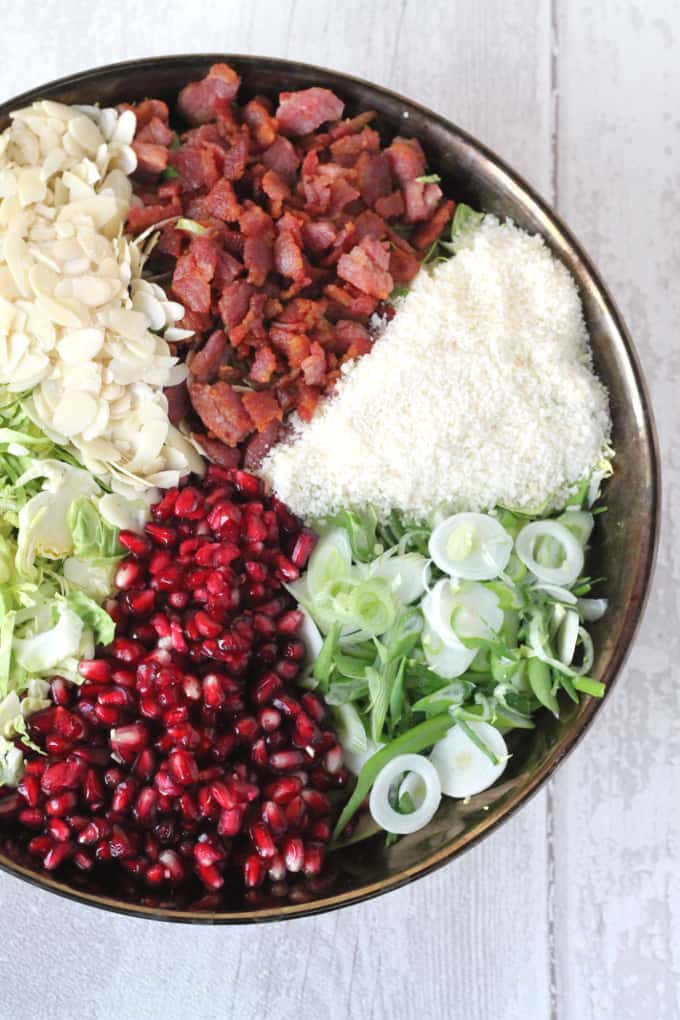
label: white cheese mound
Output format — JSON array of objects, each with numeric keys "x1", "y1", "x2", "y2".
[
  {"x1": 261, "y1": 217, "x2": 611, "y2": 522},
  {"x1": 0, "y1": 100, "x2": 202, "y2": 497}
]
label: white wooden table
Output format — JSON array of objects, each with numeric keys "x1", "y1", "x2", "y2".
[{"x1": 0, "y1": 3, "x2": 677, "y2": 1018}]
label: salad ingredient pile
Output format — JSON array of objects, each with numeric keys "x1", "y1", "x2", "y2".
[
  {"x1": 125, "y1": 64, "x2": 455, "y2": 469},
  {"x1": 262, "y1": 216, "x2": 611, "y2": 520},
  {"x1": 0, "y1": 99, "x2": 200, "y2": 493}
]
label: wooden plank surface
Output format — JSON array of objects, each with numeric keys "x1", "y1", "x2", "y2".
[
  {"x1": 551, "y1": 2, "x2": 680, "y2": 1017},
  {"x1": 0, "y1": 2, "x2": 676, "y2": 1018}
]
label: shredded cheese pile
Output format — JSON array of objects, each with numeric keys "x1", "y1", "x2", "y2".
[
  {"x1": 262, "y1": 218, "x2": 611, "y2": 521},
  {"x1": 0, "y1": 100, "x2": 201, "y2": 495}
]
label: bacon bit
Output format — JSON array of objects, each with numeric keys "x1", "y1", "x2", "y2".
[
  {"x1": 218, "y1": 280, "x2": 255, "y2": 331},
  {"x1": 204, "y1": 178, "x2": 241, "y2": 222},
  {"x1": 164, "y1": 382, "x2": 190, "y2": 425},
  {"x1": 243, "y1": 97, "x2": 279, "y2": 150},
  {"x1": 261, "y1": 170, "x2": 291, "y2": 219},
  {"x1": 270, "y1": 331, "x2": 311, "y2": 370},
  {"x1": 133, "y1": 99, "x2": 170, "y2": 129},
  {"x1": 221, "y1": 132, "x2": 250, "y2": 181},
  {"x1": 135, "y1": 117, "x2": 174, "y2": 146},
  {"x1": 411, "y1": 198, "x2": 455, "y2": 249},
  {"x1": 374, "y1": 190, "x2": 405, "y2": 219},
  {"x1": 242, "y1": 419, "x2": 281, "y2": 470},
  {"x1": 301, "y1": 342, "x2": 327, "y2": 386},
  {"x1": 302, "y1": 219, "x2": 336, "y2": 254},
  {"x1": 294, "y1": 381, "x2": 322, "y2": 422},
  {"x1": 170, "y1": 144, "x2": 221, "y2": 192},
  {"x1": 261, "y1": 136, "x2": 300, "y2": 183},
  {"x1": 249, "y1": 345, "x2": 278, "y2": 384},
  {"x1": 240, "y1": 204, "x2": 275, "y2": 287},
  {"x1": 353, "y1": 209, "x2": 388, "y2": 243},
  {"x1": 192, "y1": 433, "x2": 241, "y2": 467},
  {"x1": 329, "y1": 127, "x2": 381, "y2": 167},
  {"x1": 337, "y1": 237, "x2": 393, "y2": 299},
  {"x1": 242, "y1": 390, "x2": 283, "y2": 432},
  {"x1": 276, "y1": 87, "x2": 344, "y2": 137},
  {"x1": 188, "y1": 382, "x2": 253, "y2": 446},
  {"x1": 188, "y1": 329, "x2": 227, "y2": 382},
  {"x1": 178, "y1": 63, "x2": 241, "y2": 125}
]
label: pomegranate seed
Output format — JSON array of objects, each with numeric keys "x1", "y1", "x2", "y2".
[
  {"x1": 78, "y1": 659, "x2": 111, "y2": 683},
  {"x1": 234, "y1": 716, "x2": 259, "y2": 743},
  {"x1": 286, "y1": 795, "x2": 307, "y2": 831},
  {"x1": 134, "y1": 786, "x2": 158, "y2": 826},
  {"x1": 193, "y1": 842, "x2": 224, "y2": 867},
  {"x1": 245, "y1": 561, "x2": 267, "y2": 583},
  {"x1": 206, "y1": 501, "x2": 242, "y2": 537},
  {"x1": 109, "y1": 824, "x2": 133, "y2": 859},
  {"x1": 110, "y1": 723, "x2": 149, "y2": 758},
  {"x1": 18, "y1": 807, "x2": 45, "y2": 828},
  {"x1": 109, "y1": 638, "x2": 144, "y2": 664},
  {"x1": 17, "y1": 775, "x2": 41, "y2": 807},
  {"x1": 175, "y1": 486, "x2": 203, "y2": 517},
  {"x1": 293, "y1": 712, "x2": 321, "y2": 747},
  {"x1": 251, "y1": 738, "x2": 268, "y2": 767},
  {"x1": 51, "y1": 676, "x2": 74, "y2": 706},
  {"x1": 196, "y1": 863, "x2": 224, "y2": 890},
  {"x1": 140, "y1": 696, "x2": 163, "y2": 720},
  {"x1": 154, "y1": 770, "x2": 183, "y2": 797},
  {"x1": 302, "y1": 842, "x2": 325, "y2": 876},
  {"x1": 168, "y1": 591, "x2": 189, "y2": 609},
  {"x1": 94, "y1": 703, "x2": 122, "y2": 726},
  {"x1": 151, "y1": 488, "x2": 178, "y2": 521},
  {"x1": 281, "y1": 836, "x2": 304, "y2": 873},
  {"x1": 82, "y1": 769, "x2": 105, "y2": 808},
  {"x1": 149, "y1": 550, "x2": 173, "y2": 575},
  {"x1": 44, "y1": 842, "x2": 73, "y2": 870},
  {"x1": 210, "y1": 780, "x2": 236, "y2": 810},
  {"x1": 98, "y1": 687, "x2": 131, "y2": 707},
  {"x1": 243, "y1": 853, "x2": 266, "y2": 887},
  {"x1": 115, "y1": 558, "x2": 145, "y2": 590},
  {"x1": 132, "y1": 747, "x2": 156, "y2": 781},
  {"x1": 202, "y1": 674, "x2": 225, "y2": 710},
  {"x1": 47, "y1": 818, "x2": 71, "y2": 842},
  {"x1": 301, "y1": 789, "x2": 331, "y2": 817},
  {"x1": 301, "y1": 693, "x2": 326, "y2": 724},
  {"x1": 282, "y1": 639, "x2": 306, "y2": 662},
  {"x1": 0, "y1": 792, "x2": 20, "y2": 819},
  {"x1": 309, "y1": 820, "x2": 332, "y2": 842},
  {"x1": 265, "y1": 776, "x2": 304, "y2": 804},
  {"x1": 71, "y1": 746, "x2": 110, "y2": 767},
  {"x1": 182, "y1": 675, "x2": 202, "y2": 701},
  {"x1": 272, "y1": 693, "x2": 301, "y2": 717},
  {"x1": 73, "y1": 850, "x2": 94, "y2": 871},
  {"x1": 275, "y1": 659, "x2": 300, "y2": 681},
  {"x1": 41, "y1": 760, "x2": 86, "y2": 796},
  {"x1": 274, "y1": 554, "x2": 299, "y2": 582},
  {"x1": 231, "y1": 469, "x2": 261, "y2": 495},
  {"x1": 127, "y1": 589, "x2": 156, "y2": 615},
  {"x1": 267, "y1": 853, "x2": 287, "y2": 882},
  {"x1": 28, "y1": 835, "x2": 53, "y2": 856},
  {"x1": 252, "y1": 671, "x2": 281, "y2": 705},
  {"x1": 168, "y1": 749, "x2": 199, "y2": 786},
  {"x1": 261, "y1": 800, "x2": 287, "y2": 835},
  {"x1": 24, "y1": 759, "x2": 47, "y2": 777},
  {"x1": 324, "y1": 745, "x2": 344, "y2": 774},
  {"x1": 159, "y1": 849, "x2": 185, "y2": 884},
  {"x1": 146, "y1": 522, "x2": 179, "y2": 547},
  {"x1": 218, "y1": 806, "x2": 244, "y2": 837},
  {"x1": 104, "y1": 767, "x2": 124, "y2": 788},
  {"x1": 250, "y1": 822, "x2": 277, "y2": 859},
  {"x1": 153, "y1": 566, "x2": 185, "y2": 591},
  {"x1": 118, "y1": 530, "x2": 151, "y2": 557},
  {"x1": 111, "y1": 779, "x2": 137, "y2": 815},
  {"x1": 178, "y1": 791, "x2": 199, "y2": 822},
  {"x1": 290, "y1": 529, "x2": 316, "y2": 568},
  {"x1": 78, "y1": 819, "x2": 111, "y2": 845},
  {"x1": 258, "y1": 706, "x2": 282, "y2": 732},
  {"x1": 145, "y1": 862, "x2": 166, "y2": 886}
]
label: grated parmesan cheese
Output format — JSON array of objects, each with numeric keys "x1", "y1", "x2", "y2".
[{"x1": 261, "y1": 217, "x2": 611, "y2": 522}]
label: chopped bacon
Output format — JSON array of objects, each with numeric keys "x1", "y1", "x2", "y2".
[
  {"x1": 178, "y1": 63, "x2": 241, "y2": 125},
  {"x1": 261, "y1": 136, "x2": 300, "y2": 183},
  {"x1": 192, "y1": 433, "x2": 241, "y2": 468},
  {"x1": 261, "y1": 170, "x2": 291, "y2": 218},
  {"x1": 221, "y1": 131, "x2": 250, "y2": 181},
  {"x1": 132, "y1": 67, "x2": 454, "y2": 461},
  {"x1": 242, "y1": 419, "x2": 280, "y2": 470},
  {"x1": 243, "y1": 97, "x2": 278, "y2": 150},
  {"x1": 239, "y1": 204, "x2": 275, "y2": 287},
  {"x1": 170, "y1": 144, "x2": 221, "y2": 192},
  {"x1": 301, "y1": 341, "x2": 327, "y2": 386},
  {"x1": 188, "y1": 329, "x2": 227, "y2": 382},
  {"x1": 241, "y1": 389, "x2": 282, "y2": 432},
  {"x1": 356, "y1": 151, "x2": 394, "y2": 207},
  {"x1": 164, "y1": 382, "x2": 190, "y2": 425},
  {"x1": 218, "y1": 280, "x2": 255, "y2": 331},
  {"x1": 133, "y1": 99, "x2": 170, "y2": 129},
  {"x1": 188, "y1": 382, "x2": 252, "y2": 446},
  {"x1": 276, "y1": 87, "x2": 344, "y2": 137},
  {"x1": 411, "y1": 198, "x2": 455, "y2": 250},
  {"x1": 337, "y1": 237, "x2": 392, "y2": 299},
  {"x1": 249, "y1": 345, "x2": 278, "y2": 384},
  {"x1": 204, "y1": 178, "x2": 240, "y2": 222},
  {"x1": 302, "y1": 219, "x2": 336, "y2": 254},
  {"x1": 329, "y1": 128, "x2": 381, "y2": 167}
]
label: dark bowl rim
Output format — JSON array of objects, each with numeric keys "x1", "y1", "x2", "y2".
[{"x1": 0, "y1": 52, "x2": 661, "y2": 924}]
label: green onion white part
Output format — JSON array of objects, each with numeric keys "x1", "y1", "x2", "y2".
[
  {"x1": 429, "y1": 722, "x2": 508, "y2": 798},
  {"x1": 369, "y1": 753, "x2": 442, "y2": 834}
]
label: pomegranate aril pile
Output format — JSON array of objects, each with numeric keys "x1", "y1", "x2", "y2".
[{"x1": 1, "y1": 466, "x2": 346, "y2": 895}]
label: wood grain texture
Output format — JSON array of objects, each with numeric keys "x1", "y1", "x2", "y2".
[
  {"x1": 0, "y1": 1, "x2": 676, "y2": 1018},
  {"x1": 551, "y1": 3, "x2": 680, "y2": 1017}
]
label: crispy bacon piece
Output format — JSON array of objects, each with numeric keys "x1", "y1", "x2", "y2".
[
  {"x1": 170, "y1": 144, "x2": 221, "y2": 192},
  {"x1": 164, "y1": 382, "x2": 190, "y2": 425},
  {"x1": 242, "y1": 419, "x2": 281, "y2": 470},
  {"x1": 301, "y1": 341, "x2": 327, "y2": 386},
  {"x1": 192, "y1": 434, "x2": 241, "y2": 467},
  {"x1": 135, "y1": 117, "x2": 174, "y2": 147},
  {"x1": 276, "y1": 87, "x2": 344, "y2": 136},
  {"x1": 133, "y1": 99, "x2": 170, "y2": 129},
  {"x1": 241, "y1": 390, "x2": 283, "y2": 432},
  {"x1": 249, "y1": 345, "x2": 278, "y2": 384},
  {"x1": 204, "y1": 178, "x2": 240, "y2": 222},
  {"x1": 188, "y1": 329, "x2": 227, "y2": 382},
  {"x1": 411, "y1": 198, "x2": 455, "y2": 249},
  {"x1": 178, "y1": 63, "x2": 241, "y2": 125},
  {"x1": 171, "y1": 242, "x2": 217, "y2": 315},
  {"x1": 189, "y1": 382, "x2": 253, "y2": 446},
  {"x1": 385, "y1": 136, "x2": 443, "y2": 222},
  {"x1": 243, "y1": 97, "x2": 278, "y2": 150},
  {"x1": 337, "y1": 237, "x2": 393, "y2": 299},
  {"x1": 240, "y1": 204, "x2": 275, "y2": 287},
  {"x1": 261, "y1": 136, "x2": 300, "y2": 183}
]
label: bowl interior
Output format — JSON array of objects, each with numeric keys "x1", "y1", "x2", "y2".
[{"x1": 0, "y1": 55, "x2": 659, "y2": 922}]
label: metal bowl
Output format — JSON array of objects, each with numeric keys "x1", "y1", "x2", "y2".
[{"x1": 0, "y1": 55, "x2": 660, "y2": 923}]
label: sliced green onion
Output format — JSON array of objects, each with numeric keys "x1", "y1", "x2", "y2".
[{"x1": 176, "y1": 218, "x2": 207, "y2": 235}]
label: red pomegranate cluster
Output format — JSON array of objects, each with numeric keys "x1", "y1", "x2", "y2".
[{"x1": 1, "y1": 465, "x2": 346, "y2": 895}]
